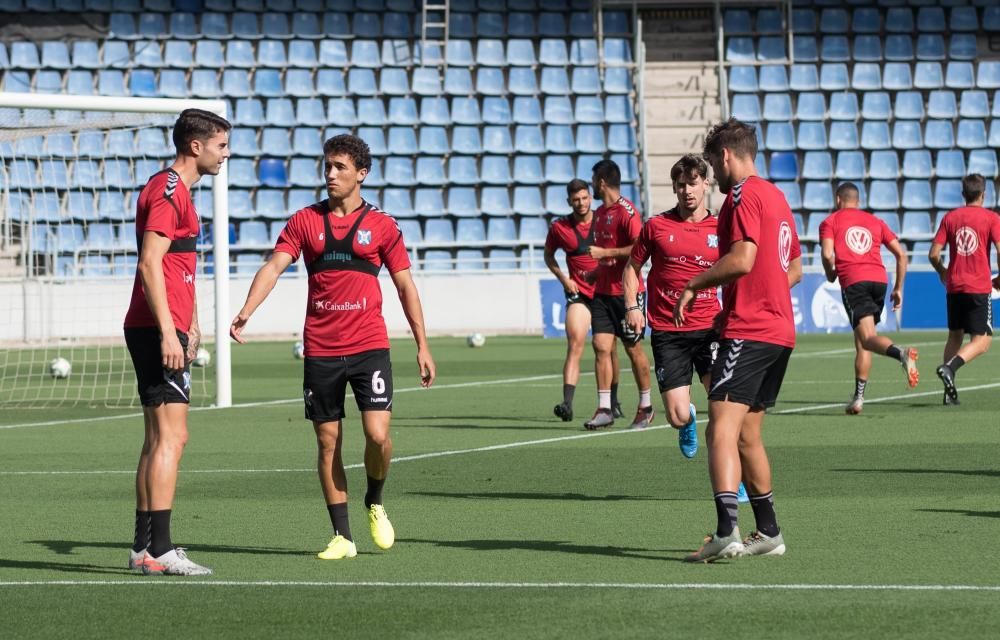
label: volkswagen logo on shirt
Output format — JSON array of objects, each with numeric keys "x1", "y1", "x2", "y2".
[
  {"x1": 845, "y1": 226, "x2": 873, "y2": 255},
  {"x1": 778, "y1": 221, "x2": 793, "y2": 272},
  {"x1": 955, "y1": 226, "x2": 979, "y2": 256}
]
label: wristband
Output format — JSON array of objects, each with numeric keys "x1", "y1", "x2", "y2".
[{"x1": 626, "y1": 305, "x2": 641, "y2": 312}]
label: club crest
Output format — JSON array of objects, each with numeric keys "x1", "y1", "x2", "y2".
[
  {"x1": 357, "y1": 229, "x2": 372, "y2": 246},
  {"x1": 707, "y1": 234, "x2": 719, "y2": 248}
]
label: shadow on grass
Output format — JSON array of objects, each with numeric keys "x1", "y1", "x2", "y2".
[
  {"x1": 833, "y1": 468, "x2": 1000, "y2": 479},
  {"x1": 917, "y1": 508, "x2": 1000, "y2": 519},
  {"x1": 28, "y1": 540, "x2": 307, "y2": 558},
  {"x1": 0, "y1": 558, "x2": 134, "y2": 575},
  {"x1": 407, "y1": 490, "x2": 684, "y2": 502},
  {"x1": 398, "y1": 537, "x2": 686, "y2": 562}
]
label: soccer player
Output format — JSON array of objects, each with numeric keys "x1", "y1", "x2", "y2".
[
  {"x1": 544, "y1": 178, "x2": 624, "y2": 422},
  {"x1": 675, "y1": 119, "x2": 801, "y2": 562},
  {"x1": 124, "y1": 108, "x2": 231, "y2": 576},
  {"x1": 230, "y1": 134, "x2": 435, "y2": 560},
  {"x1": 928, "y1": 173, "x2": 1000, "y2": 405},
  {"x1": 585, "y1": 160, "x2": 654, "y2": 431},
  {"x1": 819, "y1": 182, "x2": 917, "y2": 415},
  {"x1": 624, "y1": 154, "x2": 718, "y2": 459}
]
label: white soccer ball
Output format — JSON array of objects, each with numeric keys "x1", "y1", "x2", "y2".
[
  {"x1": 467, "y1": 333, "x2": 486, "y2": 348},
  {"x1": 292, "y1": 340, "x2": 305, "y2": 359},
  {"x1": 49, "y1": 357, "x2": 72, "y2": 379},
  {"x1": 192, "y1": 347, "x2": 211, "y2": 367}
]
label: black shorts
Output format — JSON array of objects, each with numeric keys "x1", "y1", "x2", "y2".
[
  {"x1": 841, "y1": 281, "x2": 887, "y2": 329},
  {"x1": 303, "y1": 349, "x2": 394, "y2": 422},
  {"x1": 651, "y1": 329, "x2": 720, "y2": 393},
  {"x1": 708, "y1": 338, "x2": 793, "y2": 410},
  {"x1": 947, "y1": 293, "x2": 994, "y2": 336},
  {"x1": 124, "y1": 327, "x2": 191, "y2": 407},
  {"x1": 565, "y1": 290, "x2": 593, "y2": 310},
  {"x1": 591, "y1": 292, "x2": 646, "y2": 345}
]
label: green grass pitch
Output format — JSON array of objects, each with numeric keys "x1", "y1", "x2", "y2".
[{"x1": 1, "y1": 332, "x2": 999, "y2": 639}]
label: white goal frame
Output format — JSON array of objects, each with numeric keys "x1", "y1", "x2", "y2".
[{"x1": 0, "y1": 92, "x2": 232, "y2": 408}]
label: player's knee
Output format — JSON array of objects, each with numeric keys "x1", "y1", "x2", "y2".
[
  {"x1": 366, "y1": 430, "x2": 391, "y2": 448},
  {"x1": 668, "y1": 406, "x2": 689, "y2": 429}
]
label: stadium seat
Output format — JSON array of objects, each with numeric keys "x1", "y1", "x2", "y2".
[
  {"x1": 763, "y1": 94, "x2": 792, "y2": 122},
  {"x1": 820, "y1": 7, "x2": 848, "y2": 34},
  {"x1": 731, "y1": 95, "x2": 761, "y2": 122},
  {"x1": 728, "y1": 66, "x2": 757, "y2": 93},
  {"x1": 71, "y1": 41, "x2": 100, "y2": 69},
  {"x1": 514, "y1": 97, "x2": 544, "y2": 125},
  {"x1": 793, "y1": 36, "x2": 818, "y2": 63},
  {"x1": 803, "y1": 182, "x2": 833, "y2": 211},
  {"x1": 447, "y1": 156, "x2": 478, "y2": 186},
  {"x1": 769, "y1": 152, "x2": 799, "y2": 181},
  {"x1": 382, "y1": 188, "x2": 414, "y2": 218},
  {"x1": 834, "y1": 151, "x2": 865, "y2": 180},
  {"x1": 934, "y1": 180, "x2": 964, "y2": 210},
  {"x1": 868, "y1": 181, "x2": 900, "y2": 210},
  {"x1": 821, "y1": 36, "x2": 849, "y2": 63},
  {"x1": 157, "y1": 70, "x2": 187, "y2": 98},
  {"x1": 723, "y1": 9, "x2": 751, "y2": 34},
  {"x1": 925, "y1": 121, "x2": 954, "y2": 149},
  {"x1": 797, "y1": 122, "x2": 827, "y2": 151},
  {"x1": 289, "y1": 157, "x2": 319, "y2": 187},
  {"x1": 568, "y1": 11, "x2": 594, "y2": 38},
  {"x1": 916, "y1": 34, "x2": 945, "y2": 62},
  {"x1": 959, "y1": 91, "x2": 989, "y2": 119},
  {"x1": 829, "y1": 93, "x2": 859, "y2": 120},
  {"x1": 419, "y1": 97, "x2": 450, "y2": 127},
  {"x1": 571, "y1": 67, "x2": 601, "y2": 95},
  {"x1": 902, "y1": 181, "x2": 932, "y2": 210},
  {"x1": 418, "y1": 127, "x2": 449, "y2": 155},
  {"x1": 926, "y1": 90, "x2": 957, "y2": 120},
  {"x1": 900, "y1": 150, "x2": 932, "y2": 180},
  {"x1": 487, "y1": 217, "x2": 516, "y2": 242},
  {"x1": 396, "y1": 219, "x2": 422, "y2": 245},
  {"x1": 892, "y1": 121, "x2": 923, "y2": 150},
  {"x1": 851, "y1": 63, "x2": 881, "y2": 91},
  {"x1": 860, "y1": 121, "x2": 890, "y2": 150},
  {"x1": 774, "y1": 181, "x2": 802, "y2": 210},
  {"x1": 451, "y1": 97, "x2": 481, "y2": 125},
  {"x1": 228, "y1": 159, "x2": 257, "y2": 187},
  {"x1": 481, "y1": 156, "x2": 511, "y2": 185},
  {"x1": 445, "y1": 39, "x2": 473, "y2": 67},
  {"x1": 914, "y1": 62, "x2": 943, "y2": 90},
  {"x1": 541, "y1": 67, "x2": 571, "y2": 95},
  {"x1": 796, "y1": 93, "x2": 826, "y2": 121},
  {"x1": 387, "y1": 97, "x2": 418, "y2": 125},
  {"x1": 936, "y1": 150, "x2": 966, "y2": 179},
  {"x1": 452, "y1": 126, "x2": 482, "y2": 155},
  {"x1": 869, "y1": 150, "x2": 900, "y2": 180},
  {"x1": 603, "y1": 67, "x2": 632, "y2": 94},
  {"x1": 415, "y1": 156, "x2": 446, "y2": 185},
  {"x1": 512, "y1": 125, "x2": 542, "y2": 154},
  {"x1": 853, "y1": 35, "x2": 882, "y2": 63},
  {"x1": 946, "y1": 62, "x2": 975, "y2": 90},
  {"x1": 991, "y1": 121, "x2": 1000, "y2": 148},
  {"x1": 885, "y1": 35, "x2": 913, "y2": 62},
  {"x1": 757, "y1": 37, "x2": 785, "y2": 61},
  {"x1": 853, "y1": 7, "x2": 881, "y2": 33},
  {"x1": 957, "y1": 120, "x2": 987, "y2": 149},
  {"x1": 829, "y1": 122, "x2": 859, "y2": 150},
  {"x1": 968, "y1": 149, "x2": 999, "y2": 178},
  {"x1": 255, "y1": 190, "x2": 286, "y2": 220},
  {"x1": 820, "y1": 63, "x2": 849, "y2": 91},
  {"x1": 882, "y1": 63, "x2": 913, "y2": 90},
  {"x1": 977, "y1": 61, "x2": 1000, "y2": 90}
]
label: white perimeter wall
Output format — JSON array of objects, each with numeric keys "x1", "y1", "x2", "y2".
[{"x1": 0, "y1": 273, "x2": 546, "y2": 342}]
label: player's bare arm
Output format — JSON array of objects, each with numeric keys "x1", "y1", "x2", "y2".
[
  {"x1": 230, "y1": 251, "x2": 295, "y2": 344},
  {"x1": 887, "y1": 238, "x2": 909, "y2": 309},
  {"x1": 187, "y1": 296, "x2": 200, "y2": 364},
  {"x1": 138, "y1": 230, "x2": 184, "y2": 371},
  {"x1": 674, "y1": 240, "x2": 757, "y2": 326},
  {"x1": 390, "y1": 268, "x2": 436, "y2": 388},
  {"x1": 587, "y1": 243, "x2": 634, "y2": 260},
  {"x1": 787, "y1": 255, "x2": 802, "y2": 288},
  {"x1": 820, "y1": 237, "x2": 837, "y2": 283},
  {"x1": 623, "y1": 257, "x2": 646, "y2": 334},
  {"x1": 544, "y1": 246, "x2": 577, "y2": 295},
  {"x1": 928, "y1": 242, "x2": 947, "y2": 283}
]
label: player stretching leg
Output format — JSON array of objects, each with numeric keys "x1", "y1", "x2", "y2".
[
  {"x1": 819, "y1": 182, "x2": 916, "y2": 415},
  {"x1": 928, "y1": 173, "x2": 1000, "y2": 405},
  {"x1": 677, "y1": 119, "x2": 802, "y2": 562},
  {"x1": 125, "y1": 109, "x2": 231, "y2": 575},
  {"x1": 584, "y1": 160, "x2": 654, "y2": 431},
  {"x1": 231, "y1": 135, "x2": 435, "y2": 559},
  {"x1": 545, "y1": 179, "x2": 624, "y2": 422}
]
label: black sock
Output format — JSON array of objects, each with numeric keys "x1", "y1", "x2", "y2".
[
  {"x1": 713, "y1": 492, "x2": 739, "y2": 538},
  {"x1": 885, "y1": 345, "x2": 903, "y2": 362},
  {"x1": 610, "y1": 383, "x2": 619, "y2": 407},
  {"x1": 947, "y1": 355, "x2": 966, "y2": 372},
  {"x1": 148, "y1": 509, "x2": 173, "y2": 558},
  {"x1": 749, "y1": 491, "x2": 780, "y2": 537},
  {"x1": 364, "y1": 475, "x2": 385, "y2": 509},
  {"x1": 327, "y1": 503, "x2": 352, "y2": 541},
  {"x1": 132, "y1": 510, "x2": 151, "y2": 553},
  {"x1": 562, "y1": 383, "x2": 575, "y2": 406},
  {"x1": 854, "y1": 378, "x2": 867, "y2": 398}
]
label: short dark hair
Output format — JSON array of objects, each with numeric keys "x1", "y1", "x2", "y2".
[
  {"x1": 322, "y1": 134, "x2": 372, "y2": 172},
  {"x1": 703, "y1": 117, "x2": 758, "y2": 161},
  {"x1": 591, "y1": 159, "x2": 621, "y2": 189},
  {"x1": 962, "y1": 173, "x2": 987, "y2": 204},
  {"x1": 836, "y1": 182, "x2": 860, "y2": 202},
  {"x1": 670, "y1": 154, "x2": 709, "y2": 183},
  {"x1": 566, "y1": 178, "x2": 589, "y2": 197},
  {"x1": 172, "y1": 108, "x2": 231, "y2": 155}
]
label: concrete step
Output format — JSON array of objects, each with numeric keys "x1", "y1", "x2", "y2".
[
  {"x1": 643, "y1": 96, "x2": 722, "y2": 125},
  {"x1": 645, "y1": 124, "x2": 714, "y2": 157},
  {"x1": 642, "y1": 63, "x2": 719, "y2": 97}
]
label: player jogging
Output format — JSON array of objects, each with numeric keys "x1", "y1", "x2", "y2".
[
  {"x1": 624, "y1": 155, "x2": 718, "y2": 459},
  {"x1": 928, "y1": 173, "x2": 1000, "y2": 405},
  {"x1": 819, "y1": 182, "x2": 917, "y2": 415},
  {"x1": 230, "y1": 134, "x2": 436, "y2": 560},
  {"x1": 676, "y1": 119, "x2": 802, "y2": 562},
  {"x1": 545, "y1": 178, "x2": 624, "y2": 422},
  {"x1": 585, "y1": 160, "x2": 654, "y2": 431},
  {"x1": 124, "y1": 108, "x2": 231, "y2": 576}
]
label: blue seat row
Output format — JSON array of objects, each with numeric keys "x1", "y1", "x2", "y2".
[
  {"x1": 0, "y1": 0, "x2": 601, "y2": 14},
  {"x1": 732, "y1": 89, "x2": 1000, "y2": 122},
  {"x1": 775, "y1": 179, "x2": 997, "y2": 214},
  {"x1": 763, "y1": 149, "x2": 1000, "y2": 182},
  {"x1": 783, "y1": 6, "x2": 994, "y2": 35},
  {"x1": 731, "y1": 62, "x2": 1000, "y2": 93},
  {"x1": 753, "y1": 119, "x2": 1000, "y2": 152},
  {"x1": 790, "y1": 33, "x2": 978, "y2": 63}
]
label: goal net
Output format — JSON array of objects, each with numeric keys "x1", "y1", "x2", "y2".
[{"x1": 0, "y1": 93, "x2": 232, "y2": 409}]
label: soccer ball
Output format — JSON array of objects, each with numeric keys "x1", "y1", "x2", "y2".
[
  {"x1": 192, "y1": 347, "x2": 211, "y2": 367},
  {"x1": 292, "y1": 340, "x2": 305, "y2": 359},
  {"x1": 467, "y1": 333, "x2": 486, "y2": 348},
  {"x1": 49, "y1": 357, "x2": 71, "y2": 379}
]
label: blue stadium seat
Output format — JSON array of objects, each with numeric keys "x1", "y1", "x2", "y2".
[
  {"x1": 851, "y1": 63, "x2": 881, "y2": 90},
  {"x1": 357, "y1": 126, "x2": 386, "y2": 156},
  {"x1": 925, "y1": 120, "x2": 954, "y2": 149},
  {"x1": 797, "y1": 122, "x2": 827, "y2": 151},
  {"x1": 416, "y1": 156, "x2": 446, "y2": 185},
  {"x1": 604, "y1": 95, "x2": 634, "y2": 124},
  {"x1": 487, "y1": 217, "x2": 516, "y2": 242},
  {"x1": 821, "y1": 36, "x2": 849, "y2": 62},
  {"x1": 723, "y1": 9, "x2": 751, "y2": 34},
  {"x1": 396, "y1": 219, "x2": 422, "y2": 244},
  {"x1": 885, "y1": 7, "x2": 914, "y2": 34},
  {"x1": 70, "y1": 41, "x2": 99, "y2": 69},
  {"x1": 852, "y1": 7, "x2": 880, "y2": 34},
  {"x1": 957, "y1": 120, "x2": 987, "y2": 149},
  {"x1": 383, "y1": 12, "x2": 410, "y2": 38},
  {"x1": 103, "y1": 160, "x2": 133, "y2": 189},
  {"x1": 388, "y1": 127, "x2": 418, "y2": 156},
  {"x1": 576, "y1": 124, "x2": 605, "y2": 153},
  {"x1": 539, "y1": 39, "x2": 568, "y2": 66},
  {"x1": 514, "y1": 125, "x2": 543, "y2": 154},
  {"x1": 377, "y1": 39, "x2": 411, "y2": 66},
  {"x1": 451, "y1": 97, "x2": 481, "y2": 125},
  {"x1": 874, "y1": 213, "x2": 901, "y2": 237},
  {"x1": 513, "y1": 186, "x2": 545, "y2": 216},
  {"x1": 543, "y1": 155, "x2": 573, "y2": 184},
  {"x1": 65, "y1": 70, "x2": 94, "y2": 95},
  {"x1": 981, "y1": 62, "x2": 1000, "y2": 90},
  {"x1": 448, "y1": 156, "x2": 478, "y2": 185},
  {"x1": 861, "y1": 121, "x2": 891, "y2": 150},
  {"x1": 419, "y1": 127, "x2": 449, "y2": 155},
  {"x1": 482, "y1": 125, "x2": 513, "y2": 153},
  {"x1": 481, "y1": 156, "x2": 512, "y2": 185},
  {"x1": 238, "y1": 221, "x2": 269, "y2": 248},
  {"x1": 608, "y1": 124, "x2": 637, "y2": 153},
  {"x1": 757, "y1": 37, "x2": 785, "y2": 61},
  {"x1": 829, "y1": 93, "x2": 858, "y2": 120},
  {"x1": 456, "y1": 218, "x2": 485, "y2": 243},
  {"x1": 604, "y1": 38, "x2": 632, "y2": 64},
  {"x1": 413, "y1": 189, "x2": 444, "y2": 218},
  {"x1": 829, "y1": 123, "x2": 860, "y2": 151},
  {"x1": 901, "y1": 212, "x2": 933, "y2": 241},
  {"x1": 934, "y1": 180, "x2": 964, "y2": 209},
  {"x1": 803, "y1": 182, "x2": 833, "y2": 211},
  {"x1": 917, "y1": 7, "x2": 945, "y2": 33},
  {"x1": 793, "y1": 35, "x2": 818, "y2": 63},
  {"x1": 421, "y1": 249, "x2": 453, "y2": 270},
  {"x1": 759, "y1": 67, "x2": 788, "y2": 93},
  {"x1": 382, "y1": 188, "x2": 414, "y2": 218},
  {"x1": 261, "y1": 128, "x2": 292, "y2": 156},
  {"x1": 900, "y1": 150, "x2": 932, "y2": 180},
  {"x1": 541, "y1": 67, "x2": 571, "y2": 95},
  {"x1": 444, "y1": 68, "x2": 474, "y2": 96},
  {"x1": 85, "y1": 223, "x2": 117, "y2": 250},
  {"x1": 45, "y1": 132, "x2": 75, "y2": 157},
  {"x1": 902, "y1": 181, "x2": 932, "y2": 210},
  {"x1": 230, "y1": 128, "x2": 260, "y2": 157},
  {"x1": 475, "y1": 39, "x2": 504, "y2": 67},
  {"x1": 884, "y1": 35, "x2": 913, "y2": 63},
  {"x1": 291, "y1": 12, "x2": 322, "y2": 39},
  {"x1": 542, "y1": 96, "x2": 572, "y2": 124},
  {"x1": 387, "y1": 97, "x2": 418, "y2": 125},
  {"x1": 853, "y1": 35, "x2": 882, "y2": 63},
  {"x1": 604, "y1": 67, "x2": 632, "y2": 94},
  {"x1": 765, "y1": 122, "x2": 795, "y2": 151},
  {"x1": 892, "y1": 120, "x2": 923, "y2": 150},
  {"x1": 946, "y1": 62, "x2": 974, "y2": 90},
  {"x1": 108, "y1": 14, "x2": 138, "y2": 40},
  {"x1": 445, "y1": 39, "x2": 473, "y2": 66},
  {"x1": 792, "y1": 7, "x2": 815, "y2": 33},
  {"x1": 419, "y1": 98, "x2": 450, "y2": 127},
  {"x1": 452, "y1": 126, "x2": 482, "y2": 155},
  {"x1": 258, "y1": 40, "x2": 287, "y2": 67},
  {"x1": 728, "y1": 66, "x2": 757, "y2": 93},
  {"x1": 731, "y1": 95, "x2": 761, "y2": 122},
  {"x1": 801, "y1": 151, "x2": 832, "y2": 180},
  {"x1": 228, "y1": 190, "x2": 255, "y2": 220},
  {"x1": 571, "y1": 67, "x2": 601, "y2": 95},
  {"x1": 134, "y1": 41, "x2": 164, "y2": 68},
  {"x1": 769, "y1": 152, "x2": 799, "y2": 181},
  {"x1": 251, "y1": 69, "x2": 282, "y2": 97},
  {"x1": 255, "y1": 190, "x2": 286, "y2": 219},
  {"x1": 477, "y1": 68, "x2": 506, "y2": 96},
  {"x1": 258, "y1": 158, "x2": 288, "y2": 188},
  {"x1": 968, "y1": 149, "x2": 999, "y2": 178},
  {"x1": 762, "y1": 94, "x2": 791, "y2": 122},
  {"x1": 289, "y1": 157, "x2": 318, "y2": 186},
  {"x1": 156, "y1": 69, "x2": 186, "y2": 97},
  {"x1": 263, "y1": 98, "x2": 293, "y2": 126},
  {"x1": 916, "y1": 34, "x2": 945, "y2": 62},
  {"x1": 869, "y1": 150, "x2": 900, "y2": 180},
  {"x1": 40, "y1": 160, "x2": 68, "y2": 189},
  {"x1": 936, "y1": 150, "x2": 966, "y2": 178},
  {"x1": 820, "y1": 63, "x2": 849, "y2": 91},
  {"x1": 869, "y1": 181, "x2": 900, "y2": 210},
  {"x1": 820, "y1": 7, "x2": 848, "y2": 33},
  {"x1": 35, "y1": 70, "x2": 63, "y2": 94},
  {"x1": 412, "y1": 67, "x2": 443, "y2": 96},
  {"x1": 959, "y1": 91, "x2": 989, "y2": 119},
  {"x1": 774, "y1": 181, "x2": 802, "y2": 210},
  {"x1": 97, "y1": 69, "x2": 126, "y2": 96},
  {"x1": 223, "y1": 41, "x2": 253, "y2": 69},
  {"x1": 914, "y1": 62, "x2": 943, "y2": 90},
  {"x1": 506, "y1": 39, "x2": 536, "y2": 66},
  {"x1": 926, "y1": 90, "x2": 957, "y2": 119},
  {"x1": 232, "y1": 12, "x2": 262, "y2": 39},
  {"x1": 882, "y1": 63, "x2": 913, "y2": 90},
  {"x1": 447, "y1": 187, "x2": 479, "y2": 217},
  {"x1": 795, "y1": 93, "x2": 825, "y2": 121},
  {"x1": 127, "y1": 69, "x2": 157, "y2": 97},
  {"x1": 195, "y1": 41, "x2": 224, "y2": 68}
]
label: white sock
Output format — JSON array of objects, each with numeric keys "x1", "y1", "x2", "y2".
[
  {"x1": 598, "y1": 390, "x2": 611, "y2": 409},
  {"x1": 639, "y1": 389, "x2": 651, "y2": 408}
]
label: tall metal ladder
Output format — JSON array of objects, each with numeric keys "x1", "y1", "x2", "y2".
[{"x1": 421, "y1": 0, "x2": 450, "y2": 65}]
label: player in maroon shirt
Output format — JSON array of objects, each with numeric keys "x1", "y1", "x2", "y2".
[
  {"x1": 230, "y1": 135, "x2": 436, "y2": 560},
  {"x1": 625, "y1": 155, "x2": 718, "y2": 459},
  {"x1": 123, "y1": 109, "x2": 231, "y2": 576},
  {"x1": 544, "y1": 178, "x2": 624, "y2": 422},
  {"x1": 674, "y1": 119, "x2": 802, "y2": 562},
  {"x1": 928, "y1": 173, "x2": 1000, "y2": 405},
  {"x1": 819, "y1": 182, "x2": 916, "y2": 415},
  {"x1": 585, "y1": 159, "x2": 654, "y2": 431}
]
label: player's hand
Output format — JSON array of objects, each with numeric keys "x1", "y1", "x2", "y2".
[
  {"x1": 417, "y1": 347, "x2": 435, "y2": 388},
  {"x1": 160, "y1": 331, "x2": 185, "y2": 371},
  {"x1": 625, "y1": 308, "x2": 645, "y2": 335},
  {"x1": 564, "y1": 280, "x2": 579, "y2": 296},
  {"x1": 587, "y1": 246, "x2": 605, "y2": 260},
  {"x1": 673, "y1": 287, "x2": 696, "y2": 328},
  {"x1": 186, "y1": 326, "x2": 201, "y2": 364},
  {"x1": 229, "y1": 311, "x2": 250, "y2": 344},
  {"x1": 890, "y1": 289, "x2": 903, "y2": 311}
]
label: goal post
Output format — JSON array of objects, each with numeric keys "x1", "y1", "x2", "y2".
[{"x1": 0, "y1": 92, "x2": 232, "y2": 409}]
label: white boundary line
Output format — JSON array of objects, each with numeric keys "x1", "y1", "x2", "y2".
[
  {"x1": 773, "y1": 381, "x2": 1000, "y2": 414},
  {"x1": 1, "y1": 580, "x2": 998, "y2": 592}
]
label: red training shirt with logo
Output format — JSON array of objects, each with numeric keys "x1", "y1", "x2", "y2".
[
  {"x1": 274, "y1": 200, "x2": 411, "y2": 357},
  {"x1": 933, "y1": 205, "x2": 1000, "y2": 294},
  {"x1": 593, "y1": 196, "x2": 644, "y2": 297},
  {"x1": 631, "y1": 208, "x2": 720, "y2": 332},
  {"x1": 124, "y1": 169, "x2": 199, "y2": 333},
  {"x1": 716, "y1": 176, "x2": 801, "y2": 348},
  {"x1": 545, "y1": 215, "x2": 599, "y2": 299},
  {"x1": 818, "y1": 208, "x2": 896, "y2": 288}
]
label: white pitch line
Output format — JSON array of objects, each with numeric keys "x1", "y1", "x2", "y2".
[
  {"x1": 773, "y1": 381, "x2": 1000, "y2": 414},
  {"x1": 803, "y1": 340, "x2": 940, "y2": 358},
  {"x1": 0, "y1": 425, "x2": 673, "y2": 476},
  {"x1": 1, "y1": 580, "x2": 999, "y2": 592}
]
